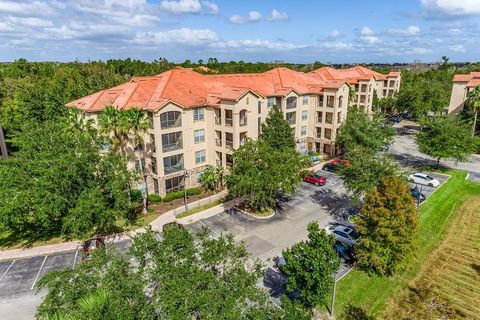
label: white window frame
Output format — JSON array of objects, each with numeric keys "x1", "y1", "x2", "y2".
[
  {"x1": 194, "y1": 129, "x2": 205, "y2": 144},
  {"x1": 193, "y1": 108, "x2": 204, "y2": 121},
  {"x1": 195, "y1": 150, "x2": 206, "y2": 164}
]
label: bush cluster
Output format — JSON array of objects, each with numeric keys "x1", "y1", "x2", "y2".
[
  {"x1": 163, "y1": 188, "x2": 202, "y2": 202},
  {"x1": 147, "y1": 194, "x2": 162, "y2": 203}
]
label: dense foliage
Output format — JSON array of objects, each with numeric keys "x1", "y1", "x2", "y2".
[
  {"x1": 0, "y1": 116, "x2": 136, "y2": 239},
  {"x1": 280, "y1": 222, "x2": 340, "y2": 309},
  {"x1": 199, "y1": 165, "x2": 224, "y2": 192},
  {"x1": 337, "y1": 108, "x2": 395, "y2": 152},
  {"x1": 355, "y1": 177, "x2": 418, "y2": 276},
  {"x1": 261, "y1": 105, "x2": 296, "y2": 150},
  {"x1": 36, "y1": 227, "x2": 288, "y2": 319},
  {"x1": 415, "y1": 116, "x2": 479, "y2": 167}
]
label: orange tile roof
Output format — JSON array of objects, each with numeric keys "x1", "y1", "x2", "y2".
[
  {"x1": 68, "y1": 66, "x2": 393, "y2": 112},
  {"x1": 452, "y1": 72, "x2": 480, "y2": 88}
]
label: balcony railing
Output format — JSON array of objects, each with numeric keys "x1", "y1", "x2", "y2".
[
  {"x1": 215, "y1": 138, "x2": 222, "y2": 147},
  {"x1": 225, "y1": 140, "x2": 233, "y2": 148},
  {"x1": 216, "y1": 159, "x2": 222, "y2": 167},
  {"x1": 160, "y1": 118, "x2": 182, "y2": 129},
  {"x1": 225, "y1": 117, "x2": 233, "y2": 126},
  {"x1": 164, "y1": 162, "x2": 184, "y2": 175},
  {"x1": 287, "y1": 118, "x2": 296, "y2": 125},
  {"x1": 325, "y1": 118, "x2": 333, "y2": 124},
  {"x1": 226, "y1": 160, "x2": 233, "y2": 168},
  {"x1": 239, "y1": 117, "x2": 247, "y2": 126},
  {"x1": 162, "y1": 141, "x2": 183, "y2": 153},
  {"x1": 315, "y1": 117, "x2": 323, "y2": 123},
  {"x1": 316, "y1": 132, "x2": 322, "y2": 139},
  {"x1": 215, "y1": 117, "x2": 222, "y2": 125}
]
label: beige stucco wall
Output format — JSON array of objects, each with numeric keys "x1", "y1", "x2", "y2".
[{"x1": 447, "y1": 82, "x2": 468, "y2": 114}]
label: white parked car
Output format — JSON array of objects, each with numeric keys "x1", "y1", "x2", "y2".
[
  {"x1": 408, "y1": 173, "x2": 440, "y2": 187},
  {"x1": 324, "y1": 225, "x2": 360, "y2": 247}
]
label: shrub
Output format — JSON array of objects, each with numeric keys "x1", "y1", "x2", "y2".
[
  {"x1": 186, "y1": 188, "x2": 201, "y2": 196},
  {"x1": 130, "y1": 189, "x2": 143, "y2": 203},
  {"x1": 163, "y1": 191, "x2": 183, "y2": 202},
  {"x1": 147, "y1": 194, "x2": 162, "y2": 203}
]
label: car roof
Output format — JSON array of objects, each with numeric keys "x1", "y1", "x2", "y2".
[
  {"x1": 334, "y1": 225, "x2": 353, "y2": 233},
  {"x1": 413, "y1": 173, "x2": 427, "y2": 177}
]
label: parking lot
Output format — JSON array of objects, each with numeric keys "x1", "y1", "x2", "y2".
[{"x1": 0, "y1": 169, "x2": 448, "y2": 319}]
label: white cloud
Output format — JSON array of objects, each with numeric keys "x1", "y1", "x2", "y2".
[
  {"x1": 359, "y1": 27, "x2": 379, "y2": 44},
  {"x1": 0, "y1": 0, "x2": 56, "y2": 16},
  {"x1": 160, "y1": 0, "x2": 201, "y2": 14},
  {"x1": 387, "y1": 25, "x2": 421, "y2": 36},
  {"x1": 422, "y1": 0, "x2": 480, "y2": 16},
  {"x1": 228, "y1": 14, "x2": 244, "y2": 24},
  {"x1": 249, "y1": 11, "x2": 262, "y2": 22},
  {"x1": 448, "y1": 44, "x2": 466, "y2": 52},
  {"x1": 329, "y1": 30, "x2": 342, "y2": 39},
  {"x1": 267, "y1": 9, "x2": 288, "y2": 22},
  {"x1": 321, "y1": 41, "x2": 353, "y2": 50},
  {"x1": 214, "y1": 39, "x2": 305, "y2": 50},
  {"x1": 407, "y1": 47, "x2": 432, "y2": 55},
  {"x1": 202, "y1": 1, "x2": 218, "y2": 14},
  {"x1": 447, "y1": 28, "x2": 461, "y2": 35},
  {"x1": 8, "y1": 17, "x2": 53, "y2": 27},
  {"x1": 134, "y1": 28, "x2": 219, "y2": 45}
]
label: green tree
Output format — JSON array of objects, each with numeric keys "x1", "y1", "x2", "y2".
[
  {"x1": 226, "y1": 138, "x2": 303, "y2": 210},
  {"x1": 261, "y1": 105, "x2": 296, "y2": 150},
  {"x1": 355, "y1": 176, "x2": 418, "y2": 275},
  {"x1": 200, "y1": 165, "x2": 224, "y2": 192},
  {"x1": 466, "y1": 86, "x2": 480, "y2": 136},
  {"x1": 98, "y1": 106, "x2": 130, "y2": 155},
  {"x1": 280, "y1": 222, "x2": 340, "y2": 308},
  {"x1": 37, "y1": 227, "x2": 282, "y2": 319},
  {"x1": 415, "y1": 116, "x2": 479, "y2": 168},
  {"x1": 0, "y1": 118, "x2": 135, "y2": 239},
  {"x1": 338, "y1": 147, "x2": 401, "y2": 199},
  {"x1": 337, "y1": 108, "x2": 395, "y2": 152}
]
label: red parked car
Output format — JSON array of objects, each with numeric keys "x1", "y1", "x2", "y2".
[
  {"x1": 330, "y1": 159, "x2": 351, "y2": 166},
  {"x1": 303, "y1": 172, "x2": 327, "y2": 186}
]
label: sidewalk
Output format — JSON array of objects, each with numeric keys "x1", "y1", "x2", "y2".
[{"x1": 0, "y1": 191, "x2": 229, "y2": 261}]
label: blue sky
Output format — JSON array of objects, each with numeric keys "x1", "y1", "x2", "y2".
[{"x1": 0, "y1": 0, "x2": 479, "y2": 63}]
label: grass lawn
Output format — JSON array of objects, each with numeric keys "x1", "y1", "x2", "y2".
[
  {"x1": 334, "y1": 170, "x2": 480, "y2": 318},
  {"x1": 175, "y1": 198, "x2": 225, "y2": 219}
]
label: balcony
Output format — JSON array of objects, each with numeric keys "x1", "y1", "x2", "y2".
[
  {"x1": 286, "y1": 97, "x2": 297, "y2": 109},
  {"x1": 215, "y1": 138, "x2": 222, "y2": 147},
  {"x1": 225, "y1": 140, "x2": 233, "y2": 148},
  {"x1": 164, "y1": 162, "x2": 184, "y2": 175},
  {"x1": 160, "y1": 111, "x2": 182, "y2": 129},
  {"x1": 315, "y1": 117, "x2": 323, "y2": 123},
  {"x1": 225, "y1": 117, "x2": 233, "y2": 126},
  {"x1": 316, "y1": 131, "x2": 322, "y2": 139},
  {"x1": 162, "y1": 140, "x2": 183, "y2": 153},
  {"x1": 239, "y1": 117, "x2": 247, "y2": 126},
  {"x1": 287, "y1": 118, "x2": 296, "y2": 125},
  {"x1": 215, "y1": 117, "x2": 222, "y2": 125}
]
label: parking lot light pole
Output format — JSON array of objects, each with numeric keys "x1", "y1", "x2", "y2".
[{"x1": 330, "y1": 275, "x2": 337, "y2": 318}]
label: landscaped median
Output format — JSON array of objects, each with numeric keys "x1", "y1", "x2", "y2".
[{"x1": 334, "y1": 170, "x2": 480, "y2": 318}]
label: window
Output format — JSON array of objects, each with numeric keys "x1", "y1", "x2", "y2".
[
  {"x1": 286, "y1": 112, "x2": 296, "y2": 125},
  {"x1": 135, "y1": 159, "x2": 145, "y2": 172},
  {"x1": 318, "y1": 95, "x2": 324, "y2": 106},
  {"x1": 162, "y1": 132, "x2": 182, "y2": 152},
  {"x1": 301, "y1": 126, "x2": 307, "y2": 136},
  {"x1": 225, "y1": 110, "x2": 233, "y2": 126},
  {"x1": 326, "y1": 96, "x2": 334, "y2": 107},
  {"x1": 194, "y1": 129, "x2": 205, "y2": 143},
  {"x1": 316, "y1": 112, "x2": 323, "y2": 123},
  {"x1": 246, "y1": 97, "x2": 250, "y2": 105},
  {"x1": 303, "y1": 95, "x2": 309, "y2": 105},
  {"x1": 302, "y1": 110, "x2": 308, "y2": 121},
  {"x1": 193, "y1": 108, "x2": 204, "y2": 121},
  {"x1": 150, "y1": 134, "x2": 156, "y2": 152},
  {"x1": 160, "y1": 111, "x2": 181, "y2": 129},
  {"x1": 258, "y1": 117, "x2": 261, "y2": 134},
  {"x1": 267, "y1": 97, "x2": 275, "y2": 107},
  {"x1": 151, "y1": 157, "x2": 157, "y2": 175},
  {"x1": 153, "y1": 178, "x2": 159, "y2": 194},
  {"x1": 325, "y1": 112, "x2": 333, "y2": 124},
  {"x1": 163, "y1": 154, "x2": 184, "y2": 175},
  {"x1": 286, "y1": 96, "x2": 297, "y2": 109},
  {"x1": 337, "y1": 112, "x2": 342, "y2": 123},
  {"x1": 258, "y1": 101, "x2": 261, "y2": 114},
  {"x1": 195, "y1": 150, "x2": 206, "y2": 164},
  {"x1": 165, "y1": 176, "x2": 184, "y2": 193}
]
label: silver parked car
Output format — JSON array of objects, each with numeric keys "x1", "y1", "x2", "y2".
[
  {"x1": 325, "y1": 225, "x2": 360, "y2": 247},
  {"x1": 408, "y1": 173, "x2": 440, "y2": 187}
]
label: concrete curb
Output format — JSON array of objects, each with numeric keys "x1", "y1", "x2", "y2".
[
  {"x1": 0, "y1": 191, "x2": 229, "y2": 261},
  {"x1": 237, "y1": 207, "x2": 275, "y2": 220}
]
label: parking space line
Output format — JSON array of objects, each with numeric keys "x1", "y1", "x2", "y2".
[
  {"x1": 0, "y1": 260, "x2": 15, "y2": 282},
  {"x1": 198, "y1": 220, "x2": 220, "y2": 237},
  {"x1": 31, "y1": 255, "x2": 48, "y2": 290},
  {"x1": 72, "y1": 250, "x2": 78, "y2": 269},
  {"x1": 216, "y1": 214, "x2": 243, "y2": 232}
]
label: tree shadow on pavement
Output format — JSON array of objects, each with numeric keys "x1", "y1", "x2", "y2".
[
  {"x1": 263, "y1": 267, "x2": 287, "y2": 298},
  {"x1": 309, "y1": 188, "x2": 352, "y2": 221}
]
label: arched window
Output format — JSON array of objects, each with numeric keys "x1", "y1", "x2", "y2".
[
  {"x1": 239, "y1": 109, "x2": 247, "y2": 126},
  {"x1": 338, "y1": 96, "x2": 343, "y2": 108}
]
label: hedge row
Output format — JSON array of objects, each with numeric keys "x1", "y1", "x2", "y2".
[{"x1": 162, "y1": 187, "x2": 202, "y2": 202}]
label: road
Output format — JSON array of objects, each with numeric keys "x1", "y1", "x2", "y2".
[{"x1": 390, "y1": 121, "x2": 480, "y2": 181}]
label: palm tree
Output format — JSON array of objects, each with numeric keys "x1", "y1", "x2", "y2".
[
  {"x1": 98, "y1": 106, "x2": 129, "y2": 154},
  {"x1": 467, "y1": 87, "x2": 480, "y2": 136},
  {"x1": 125, "y1": 108, "x2": 150, "y2": 213}
]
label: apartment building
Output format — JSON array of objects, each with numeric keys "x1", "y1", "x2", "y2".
[
  {"x1": 447, "y1": 72, "x2": 480, "y2": 114},
  {"x1": 67, "y1": 66, "x2": 400, "y2": 196}
]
